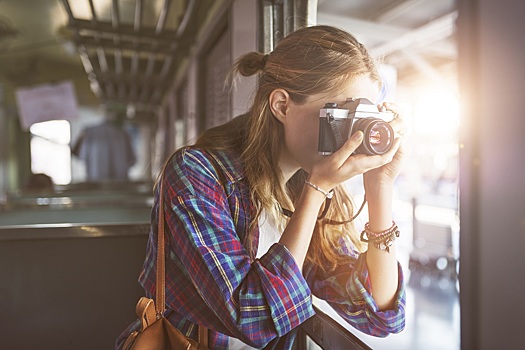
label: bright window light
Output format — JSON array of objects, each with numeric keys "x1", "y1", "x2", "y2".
[
  {"x1": 413, "y1": 87, "x2": 460, "y2": 135},
  {"x1": 29, "y1": 120, "x2": 71, "y2": 185}
]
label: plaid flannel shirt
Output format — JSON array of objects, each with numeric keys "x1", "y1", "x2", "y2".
[{"x1": 116, "y1": 147, "x2": 405, "y2": 349}]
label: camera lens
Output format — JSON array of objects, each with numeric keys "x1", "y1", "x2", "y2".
[
  {"x1": 369, "y1": 123, "x2": 392, "y2": 152},
  {"x1": 353, "y1": 118, "x2": 394, "y2": 155}
]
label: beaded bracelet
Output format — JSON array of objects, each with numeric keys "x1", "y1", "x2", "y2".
[
  {"x1": 360, "y1": 221, "x2": 400, "y2": 253},
  {"x1": 362, "y1": 222, "x2": 398, "y2": 240}
]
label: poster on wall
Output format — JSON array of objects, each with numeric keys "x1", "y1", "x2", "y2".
[{"x1": 15, "y1": 80, "x2": 79, "y2": 130}]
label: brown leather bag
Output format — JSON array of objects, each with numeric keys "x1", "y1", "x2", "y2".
[{"x1": 122, "y1": 180, "x2": 209, "y2": 350}]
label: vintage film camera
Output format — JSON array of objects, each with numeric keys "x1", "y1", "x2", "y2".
[{"x1": 318, "y1": 98, "x2": 394, "y2": 156}]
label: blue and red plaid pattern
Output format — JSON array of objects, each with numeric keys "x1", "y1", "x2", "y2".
[{"x1": 116, "y1": 148, "x2": 405, "y2": 349}]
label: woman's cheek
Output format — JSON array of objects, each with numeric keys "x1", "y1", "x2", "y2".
[{"x1": 302, "y1": 128, "x2": 323, "y2": 165}]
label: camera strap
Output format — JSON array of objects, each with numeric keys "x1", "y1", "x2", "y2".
[
  {"x1": 281, "y1": 197, "x2": 331, "y2": 220},
  {"x1": 281, "y1": 195, "x2": 367, "y2": 225},
  {"x1": 327, "y1": 116, "x2": 345, "y2": 150}
]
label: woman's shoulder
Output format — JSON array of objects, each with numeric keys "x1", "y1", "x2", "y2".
[{"x1": 166, "y1": 147, "x2": 244, "y2": 185}]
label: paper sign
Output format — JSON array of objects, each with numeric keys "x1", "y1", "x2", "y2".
[{"x1": 15, "y1": 81, "x2": 78, "y2": 130}]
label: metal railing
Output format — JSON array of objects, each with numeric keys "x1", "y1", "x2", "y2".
[{"x1": 295, "y1": 306, "x2": 372, "y2": 350}]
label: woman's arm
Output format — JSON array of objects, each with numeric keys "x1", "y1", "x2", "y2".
[
  {"x1": 278, "y1": 183, "x2": 326, "y2": 269},
  {"x1": 302, "y1": 102, "x2": 407, "y2": 316},
  {"x1": 280, "y1": 130, "x2": 399, "y2": 271},
  {"x1": 364, "y1": 185, "x2": 399, "y2": 310},
  {"x1": 156, "y1": 148, "x2": 315, "y2": 348},
  {"x1": 303, "y1": 237, "x2": 406, "y2": 337},
  {"x1": 364, "y1": 102, "x2": 407, "y2": 310}
]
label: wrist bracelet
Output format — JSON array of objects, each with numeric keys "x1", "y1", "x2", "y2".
[
  {"x1": 304, "y1": 180, "x2": 334, "y2": 199},
  {"x1": 360, "y1": 221, "x2": 400, "y2": 253}
]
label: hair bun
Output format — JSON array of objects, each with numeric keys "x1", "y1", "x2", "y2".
[{"x1": 261, "y1": 54, "x2": 269, "y2": 68}]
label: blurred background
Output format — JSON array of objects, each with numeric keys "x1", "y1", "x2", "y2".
[{"x1": 2, "y1": 0, "x2": 523, "y2": 349}]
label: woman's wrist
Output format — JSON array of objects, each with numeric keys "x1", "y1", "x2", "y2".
[
  {"x1": 304, "y1": 179, "x2": 334, "y2": 199},
  {"x1": 301, "y1": 180, "x2": 331, "y2": 204},
  {"x1": 365, "y1": 185, "x2": 394, "y2": 232},
  {"x1": 279, "y1": 178, "x2": 328, "y2": 269},
  {"x1": 364, "y1": 179, "x2": 394, "y2": 197},
  {"x1": 305, "y1": 173, "x2": 335, "y2": 195}
]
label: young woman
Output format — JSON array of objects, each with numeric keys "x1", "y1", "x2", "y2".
[{"x1": 117, "y1": 25, "x2": 406, "y2": 350}]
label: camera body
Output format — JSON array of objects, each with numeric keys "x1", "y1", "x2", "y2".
[{"x1": 318, "y1": 98, "x2": 394, "y2": 156}]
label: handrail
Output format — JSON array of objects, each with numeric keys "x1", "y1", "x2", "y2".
[
  {"x1": 0, "y1": 222, "x2": 150, "y2": 241},
  {"x1": 296, "y1": 305, "x2": 372, "y2": 350}
]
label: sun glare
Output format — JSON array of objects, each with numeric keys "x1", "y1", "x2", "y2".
[{"x1": 413, "y1": 87, "x2": 460, "y2": 135}]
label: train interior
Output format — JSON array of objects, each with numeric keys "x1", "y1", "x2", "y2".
[{"x1": 1, "y1": 0, "x2": 523, "y2": 349}]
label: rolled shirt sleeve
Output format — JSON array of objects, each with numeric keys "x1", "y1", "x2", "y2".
[
  {"x1": 254, "y1": 243, "x2": 315, "y2": 335},
  {"x1": 304, "y1": 241, "x2": 406, "y2": 337}
]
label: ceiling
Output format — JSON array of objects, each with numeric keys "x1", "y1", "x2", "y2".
[
  {"x1": 0, "y1": 0, "x2": 457, "y2": 118},
  {"x1": 318, "y1": 0, "x2": 458, "y2": 88},
  {"x1": 0, "y1": 0, "x2": 215, "y2": 116},
  {"x1": 0, "y1": 0, "x2": 90, "y2": 103}
]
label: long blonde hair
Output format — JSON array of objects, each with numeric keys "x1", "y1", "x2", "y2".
[{"x1": 195, "y1": 25, "x2": 381, "y2": 272}]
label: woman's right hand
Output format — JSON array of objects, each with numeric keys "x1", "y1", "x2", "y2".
[{"x1": 307, "y1": 130, "x2": 402, "y2": 191}]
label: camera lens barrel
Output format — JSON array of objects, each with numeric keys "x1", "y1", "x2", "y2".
[{"x1": 352, "y1": 118, "x2": 394, "y2": 155}]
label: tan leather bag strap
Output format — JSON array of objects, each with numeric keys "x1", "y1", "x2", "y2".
[
  {"x1": 156, "y1": 179, "x2": 166, "y2": 316},
  {"x1": 156, "y1": 177, "x2": 209, "y2": 347},
  {"x1": 137, "y1": 297, "x2": 157, "y2": 330}
]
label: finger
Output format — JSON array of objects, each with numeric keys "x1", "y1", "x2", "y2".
[
  {"x1": 392, "y1": 137, "x2": 410, "y2": 160},
  {"x1": 342, "y1": 136, "x2": 402, "y2": 173},
  {"x1": 381, "y1": 102, "x2": 404, "y2": 116},
  {"x1": 377, "y1": 137, "x2": 401, "y2": 164},
  {"x1": 330, "y1": 131, "x2": 364, "y2": 166},
  {"x1": 389, "y1": 117, "x2": 408, "y2": 135},
  {"x1": 387, "y1": 136, "x2": 403, "y2": 158},
  {"x1": 341, "y1": 153, "x2": 386, "y2": 175},
  {"x1": 379, "y1": 102, "x2": 406, "y2": 134}
]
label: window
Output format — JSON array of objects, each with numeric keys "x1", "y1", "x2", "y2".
[
  {"x1": 29, "y1": 120, "x2": 71, "y2": 185},
  {"x1": 315, "y1": 1, "x2": 460, "y2": 349}
]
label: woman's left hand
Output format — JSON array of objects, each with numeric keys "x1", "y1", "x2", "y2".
[{"x1": 363, "y1": 102, "x2": 408, "y2": 192}]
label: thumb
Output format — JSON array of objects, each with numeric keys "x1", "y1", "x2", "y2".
[{"x1": 330, "y1": 131, "x2": 364, "y2": 164}]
